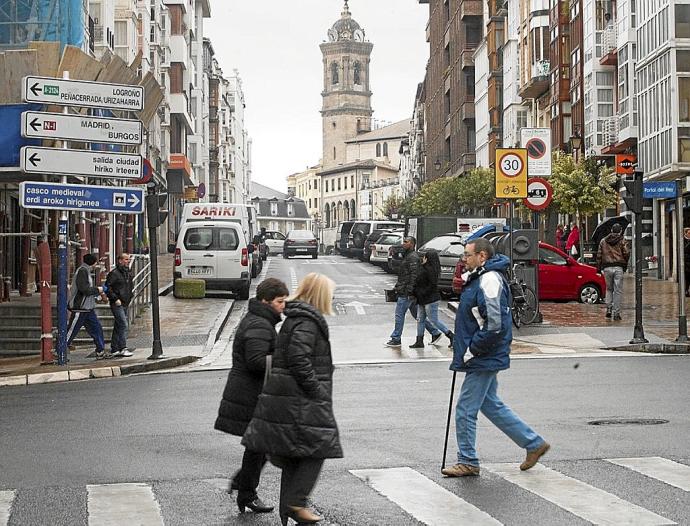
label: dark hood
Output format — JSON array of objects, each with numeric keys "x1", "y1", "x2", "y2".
[
  {"x1": 284, "y1": 300, "x2": 329, "y2": 338},
  {"x1": 248, "y1": 297, "x2": 282, "y2": 325},
  {"x1": 604, "y1": 232, "x2": 624, "y2": 246}
]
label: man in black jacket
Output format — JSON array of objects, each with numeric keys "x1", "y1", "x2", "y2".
[
  {"x1": 105, "y1": 253, "x2": 135, "y2": 357},
  {"x1": 214, "y1": 277, "x2": 289, "y2": 514},
  {"x1": 386, "y1": 236, "x2": 443, "y2": 347},
  {"x1": 66, "y1": 253, "x2": 105, "y2": 358}
]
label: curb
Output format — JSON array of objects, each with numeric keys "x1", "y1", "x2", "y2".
[
  {"x1": 119, "y1": 355, "x2": 199, "y2": 375},
  {"x1": 0, "y1": 366, "x2": 123, "y2": 387},
  {"x1": 202, "y1": 300, "x2": 235, "y2": 353}
]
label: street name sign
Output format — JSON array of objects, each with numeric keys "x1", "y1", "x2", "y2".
[
  {"x1": 643, "y1": 181, "x2": 676, "y2": 199},
  {"x1": 495, "y1": 148, "x2": 528, "y2": 198},
  {"x1": 22, "y1": 76, "x2": 144, "y2": 111},
  {"x1": 20, "y1": 146, "x2": 143, "y2": 179},
  {"x1": 21, "y1": 111, "x2": 143, "y2": 145},
  {"x1": 19, "y1": 181, "x2": 144, "y2": 214}
]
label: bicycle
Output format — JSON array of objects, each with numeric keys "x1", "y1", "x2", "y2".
[{"x1": 508, "y1": 262, "x2": 539, "y2": 329}]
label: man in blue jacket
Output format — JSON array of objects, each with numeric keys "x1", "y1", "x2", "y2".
[{"x1": 442, "y1": 238, "x2": 549, "y2": 477}]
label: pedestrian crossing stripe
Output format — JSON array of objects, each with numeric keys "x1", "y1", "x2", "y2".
[
  {"x1": 351, "y1": 467, "x2": 501, "y2": 525},
  {"x1": 0, "y1": 491, "x2": 14, "y2": 525},
  {"x1": 87, "y1": 483, "x2": 163, "y2": 526},
  {"x1": 483, "y1": 463, "x2": 675, "y2": 525},
  {"x1": 605, "y1": 457, "x2": 690, "y2": 492}
]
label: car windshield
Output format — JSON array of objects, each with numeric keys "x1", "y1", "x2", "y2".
[
  {"x1": 288, "y1": 230, "x2": 315, "y2": 240},
  {"x1": 421, "y1": 235, "x2": 464, "y2": 252}
]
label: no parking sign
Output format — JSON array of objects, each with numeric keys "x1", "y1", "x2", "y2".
[{"x1": 521, "y1": 128, "x2": 552, "y2": 177}]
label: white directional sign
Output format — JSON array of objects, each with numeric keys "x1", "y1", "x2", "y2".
[
  {"x1": 21, "y1": 111, "x2": 143, "y2": 145},
  {"x1": 20, "y1": 181, "x2": 144, "y2": 215},
  {"x1": 20, "y1": 146, "x2": 143, "y2": 180},
  {"x1": 22, "y1": 76, "x2": 144, "y2": 111}
]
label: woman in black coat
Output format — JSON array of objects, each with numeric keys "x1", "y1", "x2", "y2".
[
  {"x1": 214, "y1": 278, "x2": 289, "y2": 514},
  {"x1": 411, "y1": 249, "x2": 453, "y2": 349},
  {"x1": 243, "y1": 272, "x2": 342, "y2": 526}
]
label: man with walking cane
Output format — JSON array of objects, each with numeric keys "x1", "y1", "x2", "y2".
[{"x1": 442, "y1": 238, "x2": 550, "y2": 477}]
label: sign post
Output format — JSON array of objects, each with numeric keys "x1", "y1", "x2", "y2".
[
  {"x1": 20, "y1": 146, "x2": 143, "y2": 179},
  {"x1": 676, "y1": 179, "x2": 688, "y2": 343},
  {"x1": 19, "y1": 182, "x2": 145, "y2": 214},
  {"x1": 22, "y1": 76, "x2": 144, "y2": 111},
  {"x1": 21, "y1": 111, "x2": 143, "y2": 145}
]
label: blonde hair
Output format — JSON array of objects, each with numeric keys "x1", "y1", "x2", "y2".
[{"x1": 291, "y1": 273, "x2": 335, "y2": 315}]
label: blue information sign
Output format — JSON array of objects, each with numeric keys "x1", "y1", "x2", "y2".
[
  {"x1": 19, "y1": 181, "x2": 144, "y2": 214},
  {"x1": 643, "y1": 181, "x2": 677, "y2": 199}
]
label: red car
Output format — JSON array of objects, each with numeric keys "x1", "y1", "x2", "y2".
[{"x1": 452, "y1": 241, "x2": 605, "y2": 303}]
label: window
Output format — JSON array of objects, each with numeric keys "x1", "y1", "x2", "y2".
[
  {"x1": 376, "y1": 143, "x2": 381, "y2": 156},
  {"x1": 678, "y1": 50, "x2": 690, "y2": 72},
  {"x1": 354, "y1": 62, "x2": 361, "y2": 84},
  {"x1": 680, "y1": 78, "x2": 690, "y2": 121},
  {"x1": 383, "y1": 143, "x2": 388, "y2": 156},
  {"x1": 539, "y1": 247, "x2": 567, "y2": 265},
  {"x1": 183, "y1": 228, "x2": 213, "y2": 250},
  {"x1": 338, "y1": 178, "x2": 341, "y2": 191},
  {"x1": 287, "y1": 203, "x2": 294, "y2": 216},
  {"x1": 270, "y1": 202, "x2": 278, "y2": 216},
  {"x1": 333, "y1": 146, "x2": 336, "y2": 159},
  {"x1": 677, "y1": 5, "x2": 690, "y2": 38},
  {"x1": 314, "y1": 179, "x2": 318, "y2": 190},
  {"x1": 331, "y1": 62, "x2": 339, "y2": 84},
  {"x1": 351, "y1": 175, "x2": 354, "y2": 187}
]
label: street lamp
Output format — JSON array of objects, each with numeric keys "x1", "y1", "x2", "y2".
[
  {"x1": 434, "y1": 158, "x2": 442, "y2": 171},
  {"x1": 569, "y1": 131, "x2": 582, "y2": 156}
]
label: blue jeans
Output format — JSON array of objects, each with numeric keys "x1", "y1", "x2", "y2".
[
  {"x1": 417, "y1": 301, "x2": 449, "y2": 338},
  {"x1": 110, "y1": 304, "x2": 129, "y2": 352},
  {"x1": 66, "y1": 310, "x2": 105, "y2": 352},
  {"x1": 456, "y1": 370, "x2": 544, "y2": 467},
  {"x1": 390, "y1": 296, "x2": 439, "y2": 342},
  {"x1": 603, "y1": 266, "x2": 624, "y2": 315}
]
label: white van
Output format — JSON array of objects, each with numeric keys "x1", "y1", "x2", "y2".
[{"x1": 172, "y1": 204, "x2": 256, "y2": 299}]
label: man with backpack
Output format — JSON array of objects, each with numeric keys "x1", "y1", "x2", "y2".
[{"x1": 66, "y1": 253, "x2": 106, "y2": 359}]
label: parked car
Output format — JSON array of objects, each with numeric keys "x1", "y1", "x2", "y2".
[
  {"x1": 347, "y1": 220, "x2": 404, "y2": 259},
  {"x1": 283, "y1": 229, "x2": 318, "y2": 259},
  {"x1": 262, "y1": 230, "x2": 286, "y2": 255},
  {"x1": 418, "y1": 233, "x2": 466, "y2": 296},
  {"x1": 370, "y1": 232, "x2": 404, "y2": 268},
  {"x1": 362, "y1": 228, "x2": 404, "y2": 262},
  {"x1": 537, "y1": 242, "x2": 604, "y2": 303},
  {"x1": 335, "y1": 221, "x2": 355, "y2": 256},
  {"x1": 451, "y1": 241, "x2": 605, "y2": 303}
]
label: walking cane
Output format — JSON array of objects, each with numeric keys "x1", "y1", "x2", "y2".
[{"x1": 442, "y1": 371, "x2": 457, "y2": 470}]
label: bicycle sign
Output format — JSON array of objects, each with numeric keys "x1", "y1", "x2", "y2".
[{"x1": 495, "y1": 148, "x2": 528, "y2": 198}]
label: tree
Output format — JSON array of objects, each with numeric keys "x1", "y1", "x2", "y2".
[
  {"x1": 409, "y1": 176, "x2": 463, "y2": 215},
  {"x1": 550, "y1": 151, "x2": 617, "y2": 251},
  {"x1": 380, "y1": 194, "x2": 413, "y2": 219},
  {"x1": 456, "y1": 167, "x2": 495, "y2": 215}
]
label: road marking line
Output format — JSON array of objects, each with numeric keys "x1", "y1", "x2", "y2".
[
  {"x1": 605, "y1": 457, "x2": 690, "y2": 492},
  {"x1": 289, "y1": 268, "x2": 298, "y2": 292},
  {"x1": 87, "y1": 483, "x2": 163, "y2": 526},
  {"x1": 0, "y1": 491, "x2": 15, "y2": 526},
  {"x1": 483, "y1": 463, "x2": 675, "y2": 525},
  {"x1": 350, "y1": 467, "x2": 502, "y2": 525}
]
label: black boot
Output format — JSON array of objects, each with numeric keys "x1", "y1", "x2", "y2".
[
  {"x1": 446, "y1": 331, "x2": 454, "y2": 347},
  {"x1": 409, "y1": 336, "x2": 425, "y2": 349}
]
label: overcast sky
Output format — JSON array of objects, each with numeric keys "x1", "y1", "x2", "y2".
[{"x1": 205, "y1": 0, "x2": 429, "y2": 192}]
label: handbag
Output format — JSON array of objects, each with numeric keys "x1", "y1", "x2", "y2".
[{"x1": 570, "y1": 245, "x2": 578, "y2": 257}]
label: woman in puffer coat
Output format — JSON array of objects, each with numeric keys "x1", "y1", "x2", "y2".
[
  {"x1": 214, "y1": 278, "x2": 289, "y2": 514},
  {"x1": 242, "y1": 272, "x2": 342, "y2": 526}
]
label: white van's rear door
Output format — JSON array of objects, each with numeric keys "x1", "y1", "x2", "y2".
[
  {"x1": 180, "y1": 226, "x2": 217, "y2": 278},
  {"x1": 214, "y1": 226, "x2": 244, "y2": 280}
]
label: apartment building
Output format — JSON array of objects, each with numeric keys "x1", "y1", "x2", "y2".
[{"x1": 419, "y1": 0, "x2": 482, "y2": 178}]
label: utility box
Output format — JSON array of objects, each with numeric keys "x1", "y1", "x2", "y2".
[{"x1": 174, "y1": 278, "x2": 206, "y2": 299}]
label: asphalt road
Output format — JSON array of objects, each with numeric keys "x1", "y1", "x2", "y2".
[{"x1": 1, "y1": 255, "x2": 689, "y2": 525}]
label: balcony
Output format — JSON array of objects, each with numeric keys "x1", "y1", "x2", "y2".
[
  {"x1": 519, "y1": 60, "x2": 550, "y2": 99},
  {"x1": 461, "y1": 98, "x2": 475, "y2": 121},
  {"x1": 460, "y1": 0, "x2": 482, "y2": 19},
  {"x1": 600, "y1": 24, "x2": 618, "y2": 65},
  {"x1": 461, "y1": 48, "x2": 475, "y2": 69},
  {"x1": 169, "y1": 34, "x2": 189, "y2": 65},
  {"x1": 169, "y1": 92, "x2": 194, "y2": 132},
  {"x1": 603, "y1": 116, "x2": 618, "y2": 148}
]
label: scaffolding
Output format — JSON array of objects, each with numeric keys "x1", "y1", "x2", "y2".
[{"x1": 0, "y1": 0, "x2": 85, "y2": 49}]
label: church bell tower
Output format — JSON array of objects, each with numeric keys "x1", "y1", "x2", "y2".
[{"x1": 320, "y1": 1, "x2": 373, "y2": 169}]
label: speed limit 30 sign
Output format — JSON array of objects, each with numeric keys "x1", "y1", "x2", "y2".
[{"x1": 495, "y1": 148, "x2": 528, "y2": 198}]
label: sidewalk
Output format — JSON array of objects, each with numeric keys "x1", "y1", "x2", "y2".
[
  {"x1": 0, "y1": 254, "x2": 236, "y2": 387},
  {"x1": 449, "y1": 274, "x2": 690, "y2": 355}
]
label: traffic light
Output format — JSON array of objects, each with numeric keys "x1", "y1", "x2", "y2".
[
  {"x1": 146, "y1": 192, "x2": 168, "y2": 228},
  {"x1": 622, "y1": 170, "x2": 643, "y2": 214}
]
